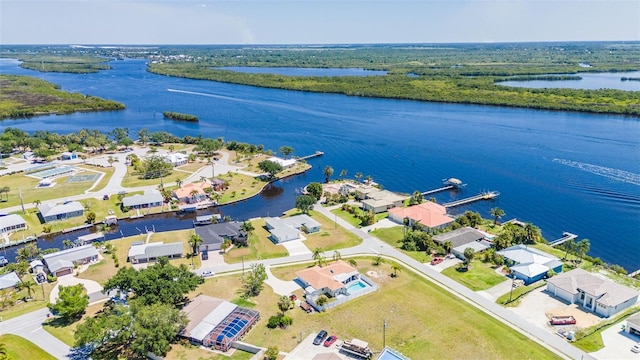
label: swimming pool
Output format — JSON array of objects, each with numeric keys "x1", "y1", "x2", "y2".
[{"x1": 346, "y1": 280, "x2": 368, "y2": 294}]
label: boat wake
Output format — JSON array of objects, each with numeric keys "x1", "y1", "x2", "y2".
[{"x1": 553, "y1": 158, "x2": 640, "y2": 186}]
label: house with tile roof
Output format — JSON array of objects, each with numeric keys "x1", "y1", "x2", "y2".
[
  {"x1": 547, "y1": 268, "x2": 639, "y2": 317},
  {"x1": 295, "y1": 260, "x2": 363, "y2": 298},
  {"x1": 497, "y1": 244, "x2": 563, "y2": 284},
  {"x1": 173, "y1": 182, "x2": 212, "y2": 204},
  {"x1": 388, "y1": 202, "x2": 454, "y2": 230}
]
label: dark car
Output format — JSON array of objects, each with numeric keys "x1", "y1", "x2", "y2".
[
  {"x1": 103, "y1": 194, "x2": 110, "y2": 200},
  {"x1": 313, "y1": 330, "x2": 328, "y2": 345},
  {"x1": 323, "y1": 335, "x2": 338, "y2": 347},
  {"x1": 201, "y1": 250, "x2": 208, "y2": 260}
]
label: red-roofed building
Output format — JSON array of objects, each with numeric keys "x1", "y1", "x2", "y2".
[
  {"x1": 388, "y1": 202, "x2": 454, "y2": 230},
  {"x1": 173, "y1": 182, "x2": 212, "y2": 204}
]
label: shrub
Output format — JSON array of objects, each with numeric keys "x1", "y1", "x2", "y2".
[{"x1": 316, "y1": 295, "x2": 328, "y2": 306}]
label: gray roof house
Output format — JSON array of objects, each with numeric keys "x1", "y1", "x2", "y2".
[
  {"x1": 0, "y1": 214, "x2": 28, "y2": 233},
  {"x1": 547, "y1": 268, "x2": 639, "y2": 318},
  {"x1": 433, "y1": 227, "x2": 486, "y2": 248},
  {"x1": 128, "y1": 242, "x2": 183, "y2": 264},
  {"x1": 264, "y1": 214, "x2": 321, "y2": 243},
  {"x1": 194, "y1": 221, "x2": 246, "y2": 251},
  {"x1": 0, "y1": 271, "x2": 21, "y2": 290},
  {"x1": 38, "y1": 201, "x2": 84, "y2": 223},
  {"x1": 625, "y1": 312, "x2": 640, "y2": 336},
  {"x1": 122, "y1": 189, "x2": 164, "y2": 209},
  {"x1": 42, "y1": 244, "x2": 99, "y2": 277}
]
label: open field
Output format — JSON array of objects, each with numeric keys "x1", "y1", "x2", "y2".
[
  {"x1": 208, "y1": 258, "x2": 560, "y2": 359},
  {"x1": 0, "y1": 334, "x2": 56, "y2": 360},
  {"x1": 331, "y1": 208, "x2": 388, "y2": 228},
  {"x1": 224, "y1": 218, "x2": 288, "y2": 263},
  {"x1": 0, "y1": 170, "x2": 96, "y2": 208},
  {"x1": 441, "y1": 260, "x2": 506, "y2": 291},
  {"x1": 217, "y1": 172, "x2": 266, "y2": 204}
]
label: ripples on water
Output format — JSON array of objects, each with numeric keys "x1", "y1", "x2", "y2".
[{"x1": 553, "y1": 158, "x2": 640, "y2": 186}]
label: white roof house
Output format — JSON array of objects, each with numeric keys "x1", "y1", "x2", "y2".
[
  {"x1": 122, "y1": 189, "x2": 164, "y2": 209},
  {"x1": 0, "y1": 214, "x2": 27, "y2": 233},
  {"x1": 181, "y1": 295, "x2": 238, "y2": 343},
  {"x1": 163, "y1": 153, "x2": 188, "y2": 167},
  {"x1": 265, "y1": 217, "x2": 301, "y2": 243},
  {"x1": 42, "y1": 244, "x2": 99, "y2": 276},
  {"x1": 127, "y1": 242, "x2": 183, "y2": 263},
  {"x1": 497, "y1": 245, "x2": 563, "y2": 284},
  {"x1": 0, "y1": 271, "x2": 21, "y2": 290},
  {"x1": 38, "y1": 201, "x2": 84, "y2": 223},
  {"x1": 267, "y1": 156, "x2": 296, "y2": 168}
]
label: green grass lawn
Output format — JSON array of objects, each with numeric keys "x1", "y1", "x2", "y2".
[
  {"x1": 235, "y1": 258, "x2": 561, "y2": 359},
  {"x1": 120, "y1": 165, "x2": 169, "y2": 188},
  {"x1": 0, "y1": 281, "x2": 55, "y2": 320},
  {"x1": 43, "y1": 302, "x2": 110, "y2": 346},
  {"x1": 283, "y1": 209, "x2": 362, "y2": 251},
  {"x1": 572, "y1": 307, "x2": 640, "y2": 352},
  {"x1": 370, "y1": 226, "x2": 431, "y2": 263},
  {"x1": 76, "y1": 164, "x2": 115, "y2": 192},
  {"x1": 217, "y1": 172, "x2": 267, "y2": 204},
  {"x1": 0, "y1": 171, "x2": 95, "y2": 208},
  {"x1": 441, "y1": 260, "x2": 507, "y2": 291},
  {"x1": 0, "y1": 334, "x2": 56, "y2": 360},
  {"x1": 496, "y1": 281, "x2": 546, "y2": 307},
  {"x1": 224, "y1": 218, "x2": 288, "y2": 264}
]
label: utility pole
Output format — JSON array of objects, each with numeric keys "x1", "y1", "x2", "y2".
[
  {"x1": 383, "y1": 319, "x2": 387, "y2": 348},
  {"x1": 19, "y1": 188, "x2": 25, "y2": 214},
  {"x1": 211, "y1": 159, "x2": 215, "y2": 178},
  {"x1": 509, "y1": 273, "x2": 516, "y2": 302}
]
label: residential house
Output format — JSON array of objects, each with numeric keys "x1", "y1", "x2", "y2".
[
  {"x1": 547, "y1": 268, "x2": 639, "y2": 318},
  {"x1": 433, "y1": 227, "x2": 490, "y2": 259},
  {"x1": 295, "y1": 260, "x2": 362, "y2": 298},
  {"x1": 210, "y1": 178, "x2": 227, "y2": 191},
  {"x1": 173, "y1": 182, "x2": 212, "y2": 204},
  {"x1": 266, "y1": 156, "x2": 296, "y2": 168},
  {"x1": 42, "y1": 244, "x2": 99, "y2": 276},
  {"x1": 194, "y1": 221, "x2": 246, "y2": 252},
  {"x1": 0, "y1": 271, "x2": 21, "y2": 290},
  {"x1": 264, "y1": 215, "x2": 321, "y2": 243},
  {"x1": 163, "y1": 153, "x2": 188, "y2": 167},
  {"x1": 122, "y1": 189, "x2": 163, "y2": 209},
  {"x1": 30, "y1": 259, "x2": 45, "y2": 274},
  {"x1": 625, "y1": 312, "x2": 640, "y2": 336},
  {"x1": 180, "y1": 294, "x2": 260, "y2": 352},
  {"x1": 388, "y1": 202, "x2": 454, "y2": 230},
  {"x1": 127, "y1": 242, "x2": 183, "y2": 264},
  {"x1": 497, "y1": 245, "x2": 563, "y2": 284},
  {"x1": 59, "y1": 152, "x2": 78, "y2": 160},
  {"x1": 0, "y1": 214, "x2": 27, "y2": 234},
  {"x1": 38, "y1": 201, "x2": 84, "y2": 223},
  {"x1": 360, "y1": 189, "x2": 406, "y2": 213}
]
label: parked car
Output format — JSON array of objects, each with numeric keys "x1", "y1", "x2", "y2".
[
  {"x1": 289, "y1": 294, "x2": 297, "y2": 301},
  {"x1": 323, "y1": 335, "x2": 338, "y2": 347},
  {"x1": 313, "y1": 330, "x2": 328, "y2": 345},
  {"x1": 103, "y1": 194, "x2": 110, "y2": 200},
  {"x1": 430, "y1": 257, "x2": 443, "y2": 265},
  {"x1": 632, "y1": 343, "x2": 640, "y2": 353},
  {"x1": 300, "y1": 301, "x2": 313, "y2": 313},
  {"x1": 201, "y1": 250, "x2": 208, "y2": 260},
  {"x1": 201, "y1": 270, "x2": 214, "y2": 277}
]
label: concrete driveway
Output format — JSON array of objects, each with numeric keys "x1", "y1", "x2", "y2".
[
  {"x1": 280, "y1": 240, "x2": 312, "y2": 257},
  {"x1": 265, "y1": 265, "x2": 301, "y2": 296},
  {"x1": 50, "y1": 274, "x2": 103, "y2": 304},
  {"x1": 590, "y1": 324, "x2": 640, "y2": 359},
  {"x1": 285, "y1": 333, "x2": 351, "y2": 360}
]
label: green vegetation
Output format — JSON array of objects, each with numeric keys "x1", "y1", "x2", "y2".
[
  {"x1": 496, "y1": 281, "x2": 547, "y2": 307},
  {"x1": 573, "y1": 308, "x2": 640, "y2": 352},
  {"x1": 370, "y1": 226, "x2": 431, "y2": 263},
  {"x1": 224, "y1": 218, "x2": 288, "y2": 263},
  {"x1": 162, "y1": 111, "x2": 199, "y2": 122},
  {"x1": 7, "y1": 53, "x2": 111, "y2": 73},
  {"x1": 441, "y1": 260, "x2": 507, "y2": 291},
  {"x1": 0, "y1": 75, "x2": 124, "y2": 119},
  {"x1": 0, "y1": 334, "x2": 56, "y2": 360}
]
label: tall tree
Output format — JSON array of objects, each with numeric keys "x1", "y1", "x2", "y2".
[
  {"x1": 524, "y1": 222, "x2": 541, "y2": 243},
  {"x1": 239, "y1": 263, "x2": 267, "y2": 298},
  {"x1": 277, "y1": 295, "x2": 292, "y2": 315},
  {"x1": 323, "y1": 165, "x2": 334, "y2": 183},
  {"x1": 258, "y1": 160, "x2": 283, "y2": 179},
  {"x1": 240, "y1": 221, "x2": 255, "y2": 237},
  {"x1": 463, "y1": 247, "x2": 475, "y2": 269},
  {"x1": 306, "y1": 182, "x2": 324, "y2": 201},
  {"x1": 312, "y1": 247, "x2": 325, "y2": 265},
  {"x1": 278, "y1": 146, "x2": 294, "y2": 159},
  {"x1": 563, "y1": 238, "x2": 575, "y2": 259},
  {"x1": 490, "y1": 207, "x2": 505, "y2": 226},
  {"x1": 48, "y1": 284, "x2": 89, "y2": 322},
  {"x1": 391, "y1": 263, "x2": 402, "y2": 278},
  {"x1": 339, "y1": 169, "x2": 348, "y2": 179},
  {"x1": 188, "y1": 233, "x2": 203, "y2": 255},
  {"x1": 295, "y1": 195, "x2": 316, "y2": 214},
  {"x1": 576, "y1": 238, "x2": 591, "y2": 262},
  {"x1": 355, "y1": 172, "x2": 363, "y2": 183}
]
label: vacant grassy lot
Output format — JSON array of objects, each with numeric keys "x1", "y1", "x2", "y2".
[
  {"x1": 284, "y1": 209, "x2": 362, "y2": 251},
  {"x1": 120, "y1": 165, "x2": 170, "y2": 188},
  {"x1": 224, "y1": 218, "x2": 288, "y2": 264},
  {"x1": 370, "y1": 226, "x2": 431, "y2": 263},
  {"x1": 217, "y1": 172, "x2": 266, "y2": 204},
  {"x1": 330, "y1": 208, "x2": 388, "y2": 228},
  {"x1": 0, "y1": 171, "x2": 94, "y2": 208},
  {"x1": 441, "y1": 260, "x2": 506, "y2": 291},
  {"x1": 0, "y1": 334, "x2": 56, "y2": 360},
  {"x1": 205, "y1": 259, "x2": 560, "y2": 359}
]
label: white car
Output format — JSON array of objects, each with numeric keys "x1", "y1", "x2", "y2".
[
  {"x1": 631, "y1": 343, "x2": 640, "y2": 353},
  {"x1": 201, "y1": 270, "x2": 214, "y2": 277}
]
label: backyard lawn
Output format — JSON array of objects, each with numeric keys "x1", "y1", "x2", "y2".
[
  {"x1": 370, "y1": 226, "x2": 431, "y2": 263},
  {"x1": 0, "y1": 334, "x2": 56, "y2": 360},
  {"x1": 224, "y1": 218, "x2": 288, "y2": 264},
  {"x1": 441, "y1": 260, "x2": 507, "y2": 291},
  {"x1": 206, "y1": 259, "x2": 560, "y2": 359}
]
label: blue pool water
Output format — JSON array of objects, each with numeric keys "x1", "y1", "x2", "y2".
[{"x1": 347, "y1": 281, "x2": 368, "y2": 293}]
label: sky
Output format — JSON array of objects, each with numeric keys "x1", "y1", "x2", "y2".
[{"x1": 1, "y1": 0, "x2": 639, "y2": 45}]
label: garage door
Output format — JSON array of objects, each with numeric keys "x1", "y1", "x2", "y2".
[{"x1": 55, "y1": 268, "x2": 73, "y2": 277}]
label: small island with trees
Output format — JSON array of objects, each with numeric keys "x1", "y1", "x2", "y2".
[{"x1": 162, "y1": 111, "x2": 199, "y2": 122}]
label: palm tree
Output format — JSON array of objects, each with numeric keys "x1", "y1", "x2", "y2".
[
  {"x1": 372, "y1": 254, "x2": 384, "y2": 266},
  {"x1": 355, "y1": 172, "x2": 363, "y2": 183},
  {"x1": 0, "y1": 342, "x2": 7, "y2": 358},
  {"x1": 332, "y1": 250, "x2": 341, "y2": 262},
  {"x1": 240, "y1": 221, "x2": 255, "y2": 238},
  {"x1": 190, "y1": 189, "x2": 199, "y2": 203},
  {"x1": 577, "y1": 238, "x2": 591, "y2": 262},
  {"x1": 188, "y1": 233, "x2": 203, "y2": 255},
  {"x1": 33, "y1": 199, "x2": 41, "y2": 207},
  {"x1": 524, "y1": 222, "x2": 541, "y2": 243},
  {"x1": 200, "y1": 176, "x2": 208, "y2": 184},
  {"x1": 19, "y1": 279, "x2": 36, "y2": 299},
  {"x1": 323, "y1": 165, "x2": 334, "y2": 183},
  {"x1": 221, "y1": 238, "x2": 232, "y2": 253},
  {"x1": 347, "y1": 258, "x2": 358, "y2": 267},
  {"x1": 175, "y1": 178, "x2": 183, "y2": 188},
  {"x1": 444, "y1": 241, "x2": 453, "y2": 254},
  {"x1": 339, "y1": 169, "x2": 348, "y2": 179},
  {"x1": 490, "y1": 207, "x2": 505, "y2": 226},
  {"x1": 63, "y1": 239, "x2": 73, "y2": 249},
  {"x1": 365, "y1": 175, "x2": 373, "y2": 185},
  {"x1": 563, "y1": 238, "x2": 575, "y2": 260},
  {"x1": 312, "y1": 247, "x2": 324, "y2": 265},
  {"x1": 391, "y1": 263, "x2": 402, "y2": 277}
]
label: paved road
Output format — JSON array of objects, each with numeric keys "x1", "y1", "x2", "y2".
[{"x1": 0, "y1": 308, "x2": 71, "y2": 359}]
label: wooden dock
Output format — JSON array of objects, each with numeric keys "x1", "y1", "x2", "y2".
[
  {"x1": 548, "y1": 232, "x2": 578, "y2": 247},
  {"x1": 421, "y1": 185, "x2": 455, "y2": 196},
  {"x1": 299, "y1": 151, "x2": 324, "y2": 160},
  {"x1": 443, "y1": 191, "x2": 500, "y2": 208}
]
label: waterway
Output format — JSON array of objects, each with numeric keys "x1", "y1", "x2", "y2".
[
  {"x1": 0, "y1": 59, "x2": 638, "y2": 271},
  {"x1": 498, "y1": 71, "x2": 640, "y2": 91}
]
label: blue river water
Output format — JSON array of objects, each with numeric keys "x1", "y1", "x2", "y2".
[
  {"x1": 0, "y1": 58, "x2": 639, "y2": 271},
  {"x1": 499, "y1": 71, "x2": 640, "y2": 91}
]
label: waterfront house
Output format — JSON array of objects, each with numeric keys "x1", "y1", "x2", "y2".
[
  {"x1": 0, "y1": 214, "x2": 27, "y2": 234},
  {"x1": 0, "y1": 271, "x2": 21, "y2": 290},
  {"x1": 210, "y1": 178, "x2": 227, "y2": 191},
  {"x1": 180, "y1": 294, "x2": 260, "y2": 352},
  {"x1": 547, "y1": 268, "x2": 639, "y2": 318},
  {"x1": 122, "y1": 189, "x2": 164, "y2": 209},
  {"x1": 625, "y1": 312, "x2": 640, "y2": 336},
  {"x1": 38, "y1": 201, "x2": 84, "y2": 223},
  {"x1": 388, "y1": 202, "x2": 454, "y2": 230},
  {"x1": 295, "y1": 260, "x2": 361, "y2": 298},
  {"x1": 163, "y1": 153, "x2": 188, "y2": 167},
  {"x1": 127, "y1": 241, "x2": 183, "y2": 264},
  {"x1": 194, "y1": 221, "x2": 246, "y2": 251},
  {"x1": 264, "y1": 214, "x2": 321, "y2": 243},
  {"x1": 360, "y1": 189, "x2": 406, "y2": 213},
  {"x1": 42, "y1": 244, "x2": 99, "y2": 277},
  {"x1": 173, "y1": 182, "x2": 212, "y2": 204},
  {"x1": 497, "y1": 245, "x2": 563, "y2": 284},
  {"x1": 433, "y1": 227, "x2": 490, "y2": 259},
  {"x1": 266, "y1": 156, "x2": 296, "y2": 168}
]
